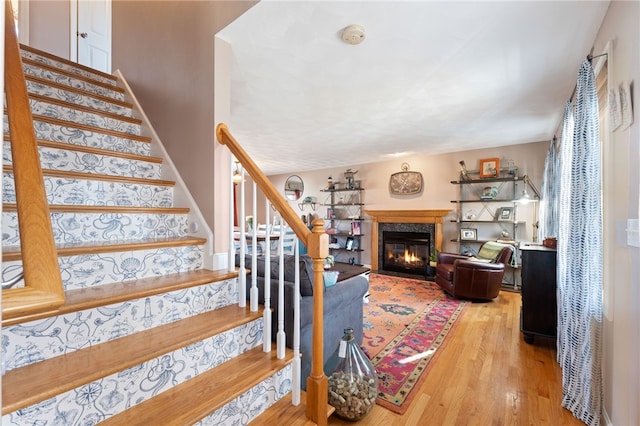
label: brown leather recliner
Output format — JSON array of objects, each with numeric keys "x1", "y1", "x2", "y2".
[{"x1": 435, "y1": 242, "x2": 514, "y2": 300}]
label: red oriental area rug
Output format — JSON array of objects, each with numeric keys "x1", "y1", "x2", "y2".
[{"x1": 362, "y1": 273, "x2": 467, "y2": 414}]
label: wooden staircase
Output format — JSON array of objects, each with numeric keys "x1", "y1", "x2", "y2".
[{"x1": 1, "y1": 41, "x2": 299, "y2": 424}]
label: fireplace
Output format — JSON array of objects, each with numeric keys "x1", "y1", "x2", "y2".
[
  {"x1": 365, "y1": 209, "x2": 451, "y2": 276},
  {"x1": 382, "y1": 231, "x2": 430, "y2": 275}
]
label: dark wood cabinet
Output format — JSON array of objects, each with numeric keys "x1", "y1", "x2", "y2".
[{"x1": 520, "y1": 245, "x2": 557, "y2": 344}]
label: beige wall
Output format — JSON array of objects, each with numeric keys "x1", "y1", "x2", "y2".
[
  {"x1": 28, "y1": 0, "x2": 69, "y2": 59},
  {"x1": 591, "y1": 2, "x2": 640, "y2": 425},
  {"x1": 111, "y1": 1, "x2": 256, "y2": 254},
  {"x1": 242, "y1": 141, "x2": 548, "y2": 266}
]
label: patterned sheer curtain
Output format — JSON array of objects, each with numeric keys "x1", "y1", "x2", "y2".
[
  {"x1": 557, "y1": 59, "x2": 603, "y2": 426},
  {"x1": 538, "y1": 135, "x2": 560, "y2": 241}
]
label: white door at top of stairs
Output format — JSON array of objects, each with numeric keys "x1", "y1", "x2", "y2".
[{"x1": 71, "y1": 0, "x2": 112, "y2": 74}]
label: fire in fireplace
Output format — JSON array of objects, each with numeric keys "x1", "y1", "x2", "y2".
[{"x1": 382, "y1": 231, "x2": 430, "y2": 276}]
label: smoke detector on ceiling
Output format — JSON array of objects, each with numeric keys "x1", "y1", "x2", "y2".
[{"x1": 341, "y1": 24, "x2": 365, "y2": 45}]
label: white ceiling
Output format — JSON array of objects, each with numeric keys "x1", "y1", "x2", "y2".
[{"x1": 217, "y1": 1, "x2": 610, "y2": 176}]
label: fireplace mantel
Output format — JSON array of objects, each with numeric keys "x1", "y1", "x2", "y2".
[{"x1": 365, "y1": 209, "x2": 451, "y2": 271}]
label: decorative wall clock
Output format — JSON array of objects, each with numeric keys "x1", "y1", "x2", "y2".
[{"x1": 389, "y1": 163, "x2": 423, "y2": 195}]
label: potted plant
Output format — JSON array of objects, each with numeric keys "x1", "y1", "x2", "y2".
[
  {"x1": 324, "y1": 254, "x2": 335, "y2": 270},
  {"x1": 426, "y1": 249, "x2": 438, "y2": 277}
]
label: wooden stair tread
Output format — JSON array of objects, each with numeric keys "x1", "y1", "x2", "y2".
[
  {"x1": 2, "y1": 165, "x2": 175, "y2": 186},
  {"x1": 2, "y1": 304, "x2": 263, "y2": 414},
  {"x1": 29, "y1": 93, "x2": 142, "y2": 125},
  {"x1": 100, "y1": 345, "x2": 294, "y2": 426},
  {"x1": 22, "y1": 57, "x2": 125, "y2": 93},
  {"x1": 21, "y1": 43, "x2": 118, "y2": 83},
  {"x1": 253, "y1": 390, "x2": 335, "y2": 425},
  {"x1": 3, "y1": 136, "x2": 163, "y2": 164},
  {"x1": 3, "y1": 203, "x2": 188, "y2": 214},
  {"x1": 1, "y1": 287, "x2": 66, "y2": 325},
  {"x1": 2, "y1": 236, "x2": 207, "y2": 261},
  {"x1": 4, "y1": 269, "x2": 239, "y2": 326},
  {"x1": 25, "y1": 74, "x2": 133, "y2": 109}
]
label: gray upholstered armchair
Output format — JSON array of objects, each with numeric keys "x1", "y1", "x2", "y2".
[{"x1": 435, "y1": 242, "x2": 514, "y2": 300}]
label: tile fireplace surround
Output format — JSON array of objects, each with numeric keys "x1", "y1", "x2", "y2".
[{"x1": 365, "y1": 209, "x2": 451, "y2": 271}]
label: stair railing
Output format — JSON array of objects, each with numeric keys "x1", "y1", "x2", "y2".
[
  {"x1": 2, "y1": 0, "x2": 65, "y2": 323},
  {"x1": 217, "y1": 123, "x2": 329, "y2": 426}
]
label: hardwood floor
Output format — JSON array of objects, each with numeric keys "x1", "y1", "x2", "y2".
[{"x1": 328, "y1": 290, "x2": 584, "y2": 426}]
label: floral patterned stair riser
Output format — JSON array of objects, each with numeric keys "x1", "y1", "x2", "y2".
[
  {"x1": 28, "y1": 98, "x2": 141, "y2": 135},
  {"x1": 25, "y1": 80, "x2": 134, "y2": 118},
  {"x1": 3, "y1": 174, "x2": 173, "y2": 206},
  {"x1": 3, "y1": 143, "x2": 163, "y2": 180},
  {"x1": 2, "y1": 211, "x2": 189, "y2": 246},
  {"x1": 3, "y1": 117, "x2": 151, "y2": 156},
  {"x1": 22, "y1": 63, "x2": 126, "y2": 102},
  {"x1": 21, "y1": 50, "x2": 119, "y2": 87},
  {"x1": 2, "y1": 243, "x2": 204, "y2": 291}
]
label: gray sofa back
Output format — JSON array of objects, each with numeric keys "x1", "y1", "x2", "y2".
[{"x1": 237, "y1": 254, "x2": 315, "y2": 295}]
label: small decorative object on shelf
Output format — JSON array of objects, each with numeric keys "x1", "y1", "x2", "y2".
[
  {"x1": 327, "y1": 176, "x2": 334, "y2": 190},
  {"x1": 345, "y1": 236, "x2": 354, "y2": 250},
  {"x1": 325, "y1": 328, "x2": 378, "y2": 421},
  {"x1": 459, "y1": 160, "x2": 471, "y2": 181},
  {"x1": 351, "y1": 221, "x2": 361, "y2": 235},
  {"x1": 298, "y1": 196, "x2": 317, "y2": 211},
  {"x1": 479, "y1": 157, "x2": 500, "y2": 178},
  {"x1": 460, "y1": 228, "x2": 477, "y2": 241},
  {"x1": 503, "y1": 157, "x2": 518, "y2": 176},
  {"x1": 480, "y1": 186, "x2": 499, "y2": 200},
  {"x1": 497, "y1": 206, "x2": 514, "y2": 221},
  {"x1": 344, "y1": 169, "x2": 359, "y2": 189}
]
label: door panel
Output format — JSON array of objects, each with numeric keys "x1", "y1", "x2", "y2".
[{"x1": 77, "y1": 0, "x2": 111, "y2": 73}]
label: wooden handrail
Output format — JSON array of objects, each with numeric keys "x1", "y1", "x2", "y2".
[
  {"x1": 216, "y1": 124, "x2": 312, "y2": 246},
  {"x1": 216, "y1": 123, "x2": 329, "y2": 425},
  {"x1": 2, "y1": 0, "x2": 65, "y2": 321}
]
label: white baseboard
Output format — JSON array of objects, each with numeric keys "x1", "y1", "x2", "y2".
[
  {"x1": 213, "y1": 252, "x2": 229, "y2": 271},
  {"x1": 602, "y1": 407, "x2": 613, "y2": 426}
]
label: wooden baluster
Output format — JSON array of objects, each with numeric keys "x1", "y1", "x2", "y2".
[
  {"x1": 250, "y1": 181, "x2": 258, "y2": 312},
  {"x1": 263, "y1": 200, "x2": 272, "y2": 352},
  {"x1": 276, "y1": 222, "x2": 286, "y2": 359}
]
